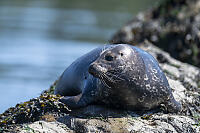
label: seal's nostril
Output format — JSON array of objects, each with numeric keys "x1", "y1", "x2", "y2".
[
  {"x1": 89, "y1": 63, "x2": 101, "y2": 78},
  {"x1": 88, "y1": 64, "x2": 93, "y2": 74},
  {"x1": 88, "y1": 64, "x2": 97, "y2": 75}
]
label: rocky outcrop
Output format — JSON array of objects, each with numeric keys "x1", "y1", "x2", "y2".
[
  {"x1": 1, "y1": 41, "x2": 200, "y2": 132},
  {"x1": 1, "y1": 0, "x2": 200, "y2": 132},
  {"x1": 110, "y1": 0, "x2": 200, "y2": 68}
]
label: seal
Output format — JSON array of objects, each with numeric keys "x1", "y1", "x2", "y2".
[{"x1": 55, "y1": 44, "x2": 181, "y2": 112}]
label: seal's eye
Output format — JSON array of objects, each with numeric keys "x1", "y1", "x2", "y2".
[
  {"x1": 120, "y1": 53, "x2": 123, "y2": 56},
  {"x1": 105, "y1": 55, "x2": 114, "y2": 61}
]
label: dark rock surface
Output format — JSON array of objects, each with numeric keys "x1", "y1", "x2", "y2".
[{"x1": 110, "y1": 0, "x2": 200, "y2": 68}]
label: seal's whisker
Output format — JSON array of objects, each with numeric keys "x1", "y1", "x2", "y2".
[
  {"x1": 101, "y1": 74, "x2": 113, "y2": 83},
  {"x1": 106, "y1": 71, "x2": 124, "y2": 81},
  {"x1": 102, "y1": 72, "x2": 117, "y2": 83},
  {"x1": 108, "y1": 69, "x2": 122, "y2": 75},
  {"x1": 110, "y1": 74, "x2": 124, "y2": 81},
  {"x1": 99, "y1": 74, "x2": 111, "y2": 88}
]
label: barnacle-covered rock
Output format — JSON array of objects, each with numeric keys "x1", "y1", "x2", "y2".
[
  {"x1": 110, "y1": 0, "x2": 200, "y2": 68},
  {"x1": 0, "y1": 93, "x2": 70, "y2": 131}
]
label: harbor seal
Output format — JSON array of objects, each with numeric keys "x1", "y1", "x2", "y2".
[{"x1": 55, "y1": 44, "x2": 181, "y2": 113}]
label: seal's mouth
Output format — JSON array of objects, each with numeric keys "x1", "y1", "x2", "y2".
[
  {"x1": 88, "y1": 63, "x2": 107, "y2": 78},
  {"x1": 88, "y1": 64, "x2": 98, "y2": 77},
  {"x1": 89, "y1": 63, "x2": 114, "y2": 88}
]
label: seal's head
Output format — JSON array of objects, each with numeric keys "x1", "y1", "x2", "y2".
[{"x1": 89, "y1": 44, "x2": 135, "y2": 86}]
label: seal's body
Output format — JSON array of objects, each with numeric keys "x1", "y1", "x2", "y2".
[{"x1": 55, "y1": 44, "x2": 181, "y2": 112}]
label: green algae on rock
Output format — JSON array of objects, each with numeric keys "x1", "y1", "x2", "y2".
[{"x1": 0, "y1": 93, "x2": 70, "y2": 130}]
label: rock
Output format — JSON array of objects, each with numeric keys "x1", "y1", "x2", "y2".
[
  {"x1": 1, "y1": 0, "x2": 200, "y2": 132},
  {"x1": 20, "y1": 121, "x2": 72, "y2": 133},
  {"x1": 110, "y1": 0, "x2": 200, "y2": 68}
]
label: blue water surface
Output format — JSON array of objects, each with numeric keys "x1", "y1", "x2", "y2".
[{"x1": 0, "y1": 36, "x2": 101, "y2": 113}]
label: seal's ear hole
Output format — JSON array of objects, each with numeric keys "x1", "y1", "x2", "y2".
[{"x1": 105, "y1": 55, "x2": 114, "y2": 61}]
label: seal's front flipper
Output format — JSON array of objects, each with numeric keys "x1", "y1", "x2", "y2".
[
  {"x1": 60, "y1": 94, "x2": 82, "y2": 109},
  {"x1": 164, "y1": 96, "x2": 182, "y2": 113},
  {"x1": 60, "y1": 93, "x2": 94, "y2": 109}
]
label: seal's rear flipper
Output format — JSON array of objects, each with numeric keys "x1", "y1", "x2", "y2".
[{"x1": 164, "y1": 97, "x2": 182, "y2": 113}]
